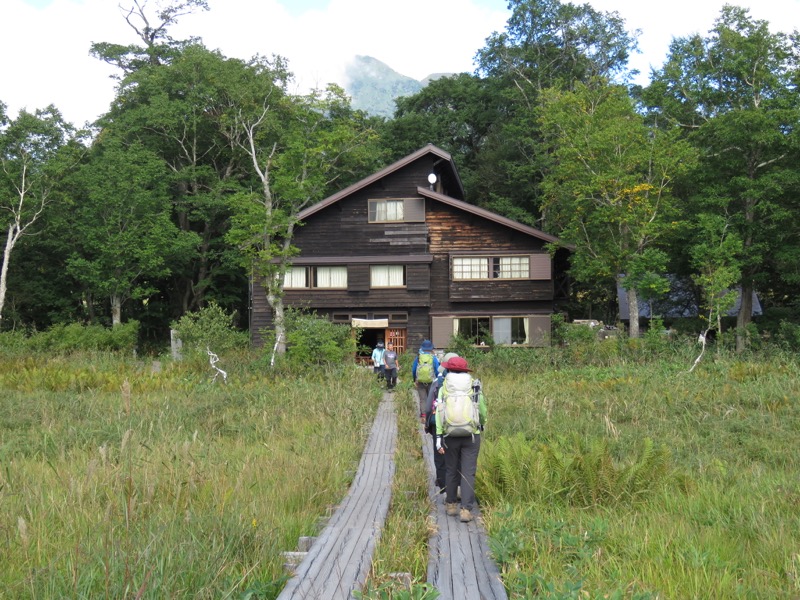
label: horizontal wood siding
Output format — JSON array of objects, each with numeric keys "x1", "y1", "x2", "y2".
[
  {"x1": 406, "y1": 263, "x2": 430, "y2": 292},
  {"x1": 448, "y1": 279, "x2": 553, "y2": 302},
  {"x1": 348, "y1": 264, "x2": 370, "y2": 292},
  {"x1": 426, "y1": 203, "x2": 555, "y2": 313},
  {"x1": 250, "y1": 280, "x2": 273, "y2": 347},
  {"x1": 406, "y1": 308, "x2": 431, "y2": 352}
]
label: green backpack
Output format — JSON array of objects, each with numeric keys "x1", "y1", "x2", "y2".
[{"x1": 417, "y1": 353, "x2": 434, "y2": 383}]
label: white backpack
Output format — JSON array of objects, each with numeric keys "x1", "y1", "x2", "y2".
[{"x1": 438, "y1": 372, "x2": 480, "y2": 437}]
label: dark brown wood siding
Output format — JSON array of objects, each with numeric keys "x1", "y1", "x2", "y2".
[
  {"x1": 250, "y1": 151, "x2": 564, "y2": 347},
  {"x1": 427, "y1": 202, "x2": 553, "y2": 314}
]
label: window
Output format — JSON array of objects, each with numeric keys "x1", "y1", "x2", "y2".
[
  {"x1": 453, "y1": 257, "x2": 489, "y2": 280},
  {"x1": 369, "y1": 199, "x2": 404, "y2": 222},
  {"x1": 283, "y1": 266, "x2": 347, "y2": 289},
  {"x1": 453, "y1": 317, "x2": 491, "y2": 345},
  {"x1": 454, "y1": 316, "x2": 529, "y2": 345},
  {"x1": 368, "y1": 198, "x2": 425, "y2": 223},
  {"x1": 370, "y1": 265, "x2": 405, "y2": 287},
  {"x1": 453, "y1": 255, "x2": 530, "y2": 280},
  {"x1": 314, "y1": 266, "x2": 347, "y2": 288},
  {"x1": 496, "y1": 256, "x2": 529, "y2": 279},
  {"x1": 493, "y1": 317, "x2": 529, "y2": 345},
  {"x1": 284, "y1": 266, "x2": 307, "y2": 289}
]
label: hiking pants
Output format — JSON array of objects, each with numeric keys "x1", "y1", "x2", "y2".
[
  {"x1": 415, "y1": 382, "x2": 432, "y2": 415},
  {"x1": 385, "y1": 367, "x2": 398, "y2": 389},
  {"x1": 443, "y1": 434, "x2": 481, "y2": 511},
  {"x1": 432, "y1": 434, "x2": 446, "y2": 490}
]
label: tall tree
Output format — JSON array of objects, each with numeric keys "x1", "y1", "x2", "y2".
[
  {"x1": 539, "y1": 80, "x2": 697, "y2": 337},
  {"x1": 66, "y1": 138, "x2": 198, "y2": 326},
  {"x1": 91, "y1": 0, "x2": 209, "y2": 74},
  {"x1": 225, "y1": 84, "x2": 382, "y2": 353},
  {"x1": 0, "y1": 103, "x2": 82, "y2": 328},
  {"x1": 644, "y1": 6, "x2": 800, "y2": 350},
  {"x1": 99, "y1": 45, "x2": 274, "y2": 317},
  {"x1": 476, "y1": 0, "x2": 639, "y2": 223}
]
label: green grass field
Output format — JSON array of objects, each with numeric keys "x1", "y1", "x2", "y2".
[{"x1": 2, "y1": 344, "x2": 799, "y2": 599}]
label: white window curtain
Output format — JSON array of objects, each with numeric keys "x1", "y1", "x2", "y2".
[
  {"x1": 498, "y1": 256, "x2": 530, "y2": 279},
  {"x1": 316, "y1": 266, "x2": 347, "y2": 288},
  {"x1": 453, "y1": 257, "x2": 488, "y2": 280},
  {"x1": 373, "y1": 200, "x2": 404, "y2": 222},
  {"x1": 283, "y1": 266, "x2": 307, "y2": 288},
  {"x1": 371, "y1": 265, "x2": 404, "y2": 287}
]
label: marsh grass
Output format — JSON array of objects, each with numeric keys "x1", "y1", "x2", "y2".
[
  {"x1": 0, "y1": 353, "x2": 378, "y2": 599},
  {"x1": 475, "y1": 353, "x2": 800, "y2": 598},
  {"x1": 4, "y1": 345, "x2": 800, "y2": 598}
]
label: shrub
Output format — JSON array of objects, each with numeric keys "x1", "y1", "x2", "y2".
[
  {"x1": 171, "y1": 302, "x2": 248, "y2": 358},
  {"x1": 278, "y1": 308, "x2": 358, "y2": 370},
  {"x1": 25, "y1": 321, "x2": 140, "y2": 354}
]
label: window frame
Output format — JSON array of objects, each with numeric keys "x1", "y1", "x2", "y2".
[
  {"x1": 368, "y1": 199, "x2": 405, "y2": 223},
  {"x1": 370, "y1": 264, "x2": 406, "y2": 288},
  {"x1": 452, "y1": 254, "x2": 531, "y2": 281},
  {"x1": 283, "y1": 265, "x2": 348, "y2": 289}
]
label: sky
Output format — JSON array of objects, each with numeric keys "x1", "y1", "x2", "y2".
[{"x1": 2, "y1": 0, "x2": 799, "y2": 128}]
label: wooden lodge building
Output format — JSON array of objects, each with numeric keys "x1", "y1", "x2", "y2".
[{"x1": 250, "y1": 144, "x2": 571, "y2": 355}]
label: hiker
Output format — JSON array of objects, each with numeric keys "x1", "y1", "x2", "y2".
[
  {"x1": 371, "y1": 341, "x2": 386, "y2": 381},
  {"x1": 412, "y1": 339, "x2": 440, "y2": 416},
  {"x1": 422, "y1": 351, "x2": 459, "y2": 494},
  {"x1": 435, "y1": 356, "x2": 486, "y2": 523},
  {"x1": 383, "y1": 342, "x2": 400, "y2": 390}
]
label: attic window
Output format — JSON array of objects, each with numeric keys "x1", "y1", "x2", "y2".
[{"x1": 368, "y1": 198, "x2": 425, "y2": 223}]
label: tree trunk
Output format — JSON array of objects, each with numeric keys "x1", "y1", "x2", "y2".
[
  {"x1": 736, "y1": 281, "x2": 753, "y2": 353},
  {"x1": 111, "y1": 294, "x2": 122, "y2": 327},
  {"x1": 627, "y1": 287, "x2": 640, "y2": 339},
  {"x1": 0, "y1": 222, "x2": 21, "y2": 327},
  {"x1": 266, "y1": 272, "x2": 286, "y2": 354}
]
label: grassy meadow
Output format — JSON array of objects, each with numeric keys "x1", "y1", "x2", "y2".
[
  {"x1": 2, "y1": 340, "x2": 800, "y2": 599},
  {"x1": 0, "y1": 353, "x2": 382, "y2": 599}
]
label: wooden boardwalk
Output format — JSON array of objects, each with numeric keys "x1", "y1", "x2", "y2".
[
  {"x1": 276, "y1": 390, "x2": 507, "y2": 599},
  {"x1": 276, "y1": 394, "x2": 397, "y2": 600},
  {"x1": 420, "y1": 426, "x2": 509, "y2": 600}
]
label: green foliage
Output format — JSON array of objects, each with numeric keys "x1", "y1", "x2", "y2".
[
  {"x1": 277, "y1": 308, "x2": 358, "y2": 370},
  {"x1": 4, "y1": 321, "x2": 141, "y2": 354},
  {"x1": 478, "y1": 434, "x2": 672, "y2": 508},
  {"x1": 171, "y1": 301, "x2": 248, "y2": 357},
  {"x1": 775, "y1": 320, "x2": 800, "y2": 351},
  {"x1": 354, "y1": 581, "x2": 439, "y2": 600}
]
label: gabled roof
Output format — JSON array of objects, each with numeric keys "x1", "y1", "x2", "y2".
[
  {"x1": 416, "y1": 186, "x2": 567, "y2": 246},
  {"x1": 298, "y1": 144, "x2": 463, "y2": 221},
  {"x1": 297, "y1": 144, "x2": 569, "y2": 248}
]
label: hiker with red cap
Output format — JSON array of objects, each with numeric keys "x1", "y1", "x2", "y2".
[{"x1": 435, "y1": 355, "x2": 487, "y2": 523}]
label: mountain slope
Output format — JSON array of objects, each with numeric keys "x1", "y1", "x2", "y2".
[{"x1": 344, "y1": 55, "x2": 451, "y2": 118}]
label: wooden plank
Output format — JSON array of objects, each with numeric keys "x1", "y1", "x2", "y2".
[
  {"x1": 420, "y1": 423, "x2": 508, "y2": 600},
  {"x1": 277, "y1": 395, "x2": 397, "y2": 600}
]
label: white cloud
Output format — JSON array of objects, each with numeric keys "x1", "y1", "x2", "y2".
[{"x1": 2, "y1": 0, "x2": 797, "y2": 127}]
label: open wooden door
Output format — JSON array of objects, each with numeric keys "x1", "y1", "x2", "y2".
[{"x1": 385, "y1": 328, "x2": 407, "y2": 355}]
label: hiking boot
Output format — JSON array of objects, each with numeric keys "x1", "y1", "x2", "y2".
[
  {"x1": 445, "y1": 503, "x2": 458, "y2": 516},
  {"x1": 460, "y1": 508, "x2": 473, "y2": 523}
]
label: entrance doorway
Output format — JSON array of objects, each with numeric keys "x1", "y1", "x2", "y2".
[
  {"x1": 386, "y1": 328, "x2": 407, "y2": 355},
  {"x1": 355, "y1": 326, "x2": 407, "y2": 363}
]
